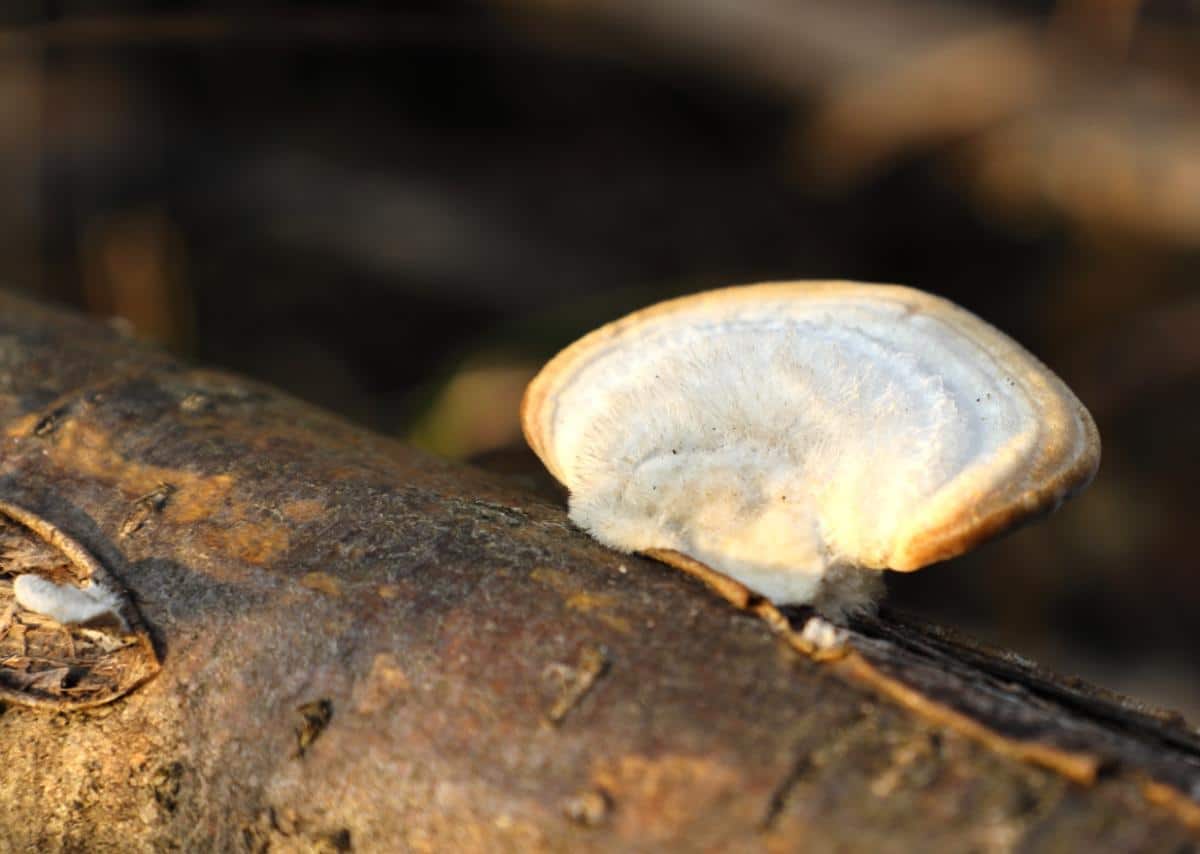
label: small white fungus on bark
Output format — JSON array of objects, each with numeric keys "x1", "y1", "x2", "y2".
[{"x1": 13, "y1": 573, "x2": 125, "y2": 627}]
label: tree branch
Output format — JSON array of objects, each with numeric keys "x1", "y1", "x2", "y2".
[{"x1": 0, "y1": 294, "x2": 1197, "y2": 849}]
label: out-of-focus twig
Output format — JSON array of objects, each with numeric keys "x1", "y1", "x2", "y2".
[
  {"x1": 0, "y1": 11, "x2": 473, "y2": 49},
  {"x1": 1051, "y1": 0, "x2": 1144, "y2": 57},
  {"x1": 80, "y1": 209, "x2": 193, "y2": 352},
  {"x1": 9, "y1": 4, "x2": 1200, "y2": 243},
  {"x1": 494, "y1": 0, "x2": 1200, "y2": 247}
]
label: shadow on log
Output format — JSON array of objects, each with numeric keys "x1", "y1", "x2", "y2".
[{"x1": 0, "y1": 292, "x2": 1198, "y2": 850}]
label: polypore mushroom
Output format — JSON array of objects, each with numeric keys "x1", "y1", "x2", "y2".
[{"x1": 522, "y1": 282, "x2": 1100, "y2": 617}]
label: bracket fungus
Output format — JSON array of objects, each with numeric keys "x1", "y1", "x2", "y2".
[{"x1": 522, "y1": 282, "x2": 1100, "y2": 618}]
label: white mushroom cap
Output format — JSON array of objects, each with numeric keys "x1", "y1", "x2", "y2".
[{"x1": 522, "y1": 282, "x2": 1100, "y2": 606}]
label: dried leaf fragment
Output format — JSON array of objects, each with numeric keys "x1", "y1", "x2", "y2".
[
  {"x1": 294, "y1": 698, "x2": 333, "y2": 757},
  {"x1": 561, "y1": 788, "x2": 612, "y2": 826},
  {"x1": 299, "y1": 571, "x2": 343, "y2": 598},
  {"x1": 120, "y1": 482, "x2": 175, "y2": 537},
  {"x1": 0, "y1": 500, "x2": 160, "y2": 709},
  {"x1": 545, "y1": 645, "x2": 609, "y2": 725}
]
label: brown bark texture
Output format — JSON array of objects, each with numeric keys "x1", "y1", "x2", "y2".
[{"x1": 0, "y1": 293, "x2": 1198, "y2": 852}]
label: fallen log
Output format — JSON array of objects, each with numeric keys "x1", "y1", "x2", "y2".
[{"x1": 0, "y1": 293, "x2": 1197, "y2": 851}]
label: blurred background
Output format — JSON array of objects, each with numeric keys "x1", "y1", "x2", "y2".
[{"x1": 1, "y1": 1, "x2": 1198, "y2": 716}]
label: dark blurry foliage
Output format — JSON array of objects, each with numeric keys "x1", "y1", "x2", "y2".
[{"x1": 2, "y1": 0, "x2": 1199, "y2": 715}]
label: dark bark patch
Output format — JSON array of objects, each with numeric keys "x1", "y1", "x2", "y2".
[{"x1": 294, "y1": 698, "x2": 334, "y2": 758}]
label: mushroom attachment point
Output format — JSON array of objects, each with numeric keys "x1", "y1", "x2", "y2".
[{"x1": 522, "y1": 282, "x2": 1100, "y2": 619}]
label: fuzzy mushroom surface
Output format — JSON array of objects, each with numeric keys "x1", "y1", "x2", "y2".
[
  {"x1": 521, "y1": 282, "x2": 1100, "y2": 613},
  {"x1": 12, "y1": 574, "x2": 125, "y2": 627}
]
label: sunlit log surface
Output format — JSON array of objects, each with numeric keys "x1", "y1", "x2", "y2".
[{"x1": 1, "y1": 293, "x2": 1198, "y2": 850}]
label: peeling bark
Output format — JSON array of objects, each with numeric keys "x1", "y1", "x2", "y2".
[{"x1": 0, "y1": 293, "x2": 1197, "y2": 851}]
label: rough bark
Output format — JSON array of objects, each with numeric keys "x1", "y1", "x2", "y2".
[{"x1": 0, "y1": 293, "x2": 1197, "y2": 852}]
